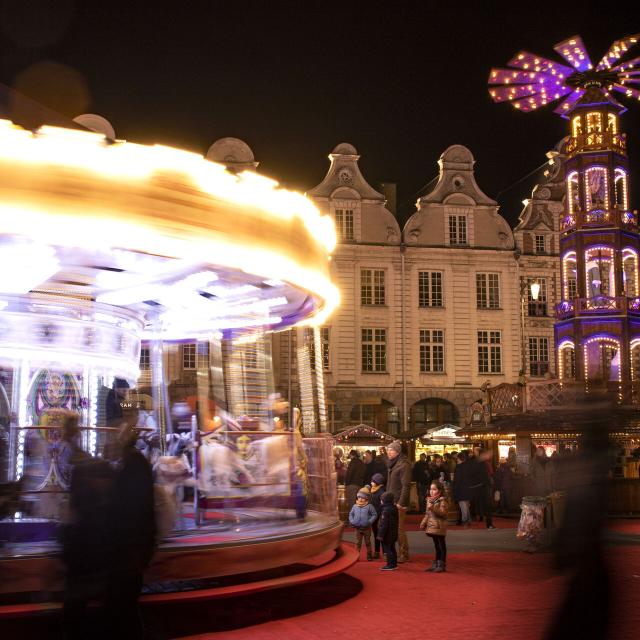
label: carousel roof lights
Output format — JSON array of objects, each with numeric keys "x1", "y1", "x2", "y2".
[
  {"x1": 0, "y1": 120, "x2": 340, "y2": 331},
  {"x1": 0, "y1": 243, "x2": 60, "y2": 294}
]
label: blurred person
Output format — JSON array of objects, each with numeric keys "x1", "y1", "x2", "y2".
[
  {"x1": 104, "y1": 422, "x2": 156, "y2": 639},
  {"x1": 61, "y1": 449, "x2": 115, "y2": 639},
  {"x1": 494, "y1": 457, "x2": 514, "y2": 514},
  {"x1": 348, "y1": 485, "x2": 377, "y2": 561},
  {"x1": 545, "y1": 425, "x2": 611, "y2": 640},
  {"x1": 453, "y1": 450, "x2": 472, "y2": 528},
  {"x1": 531, "y1": 445, "x2": 556, "y2": 497},
  {"x1": 377, "y1": 491, "x2": 399, "y2": 571},
  {"x1": 365, "y1": 448, "x2": 386, "y2": 485},
  {"x1": 412, "y1": 452, "x2": 431, "y2": 514},
  {"x1": 344, "y1": 449, "x2": 365, "y2": 511},
  {"x1": 443, "y1": 451, "x2": 457, "y2": 479},
  {"x1": 377, "y1": 445, "x2": 388, "y2": 466},
  {"x1": 420, "y1": 480, "x2": 449, "y2": 572},
  {"x1": 105, "y1": 378, "x2": 130, "y2": 428},
  {"x1": 369, "y1": 472, "x2": 386, "y2": 559},
  {"x1": 468, "y1": 449, "x2": 495, "y2": 529},
  {"x1": 430, "y1": 453, "x2": 447, "y2": 484},
  {"x1": 386, "y1": 440, "x2": 412, "y2": 562},
  {"x1": 334, "y1": 448, "x2": 346, "y2": 485}
]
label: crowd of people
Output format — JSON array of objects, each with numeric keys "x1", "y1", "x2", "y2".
[{"x1": 340, "y1": 442, "x2": 523, "y2": 571}]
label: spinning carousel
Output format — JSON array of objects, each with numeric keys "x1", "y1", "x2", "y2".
[{"x1": 0, "y1": 119, "x2": 350, "y2": 609}]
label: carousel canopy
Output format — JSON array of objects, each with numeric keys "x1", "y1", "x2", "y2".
[{"x1": 334, "y1": 424, "x2": 395, "y2": 444}]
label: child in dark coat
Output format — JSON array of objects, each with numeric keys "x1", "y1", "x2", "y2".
[
  {"x1": 376, "y1": 491, "x2": 399, "y2": 571},
  {"x1": 369, "y1": 473, "x2": 385, "y2": 559}
]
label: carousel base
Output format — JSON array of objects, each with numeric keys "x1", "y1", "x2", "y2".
[{"x1": 0, "y1": 509, "x2": 345, "y2": 610}]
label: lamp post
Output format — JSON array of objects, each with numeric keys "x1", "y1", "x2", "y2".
[{"x1": 520, "y1": 278, "x2": 540, "y2": 379}]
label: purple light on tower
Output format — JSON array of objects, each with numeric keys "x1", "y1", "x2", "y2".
[{"x1": 488, "y1": 33, "x2": 640, "y2": 118}]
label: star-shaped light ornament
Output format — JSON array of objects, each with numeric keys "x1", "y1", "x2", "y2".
[{"x1": 488, "y1": 34, "x2": 640, "y2": 117}]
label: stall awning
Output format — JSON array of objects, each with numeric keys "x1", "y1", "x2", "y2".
[
  {"x1": 418, "y1": 423, "x2": 468, "y2": 444},
  {"x1": 333, "y1": 424, "x2": 395, "y2": 444}
]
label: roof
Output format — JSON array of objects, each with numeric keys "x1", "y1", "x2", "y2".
[{"x1": 334, "y1": 424, "x2": 395, "y2": 443}]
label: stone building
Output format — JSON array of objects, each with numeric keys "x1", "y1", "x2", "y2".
[
  {"x1": 274, "y1": 143, "x2": 529, "y2": 434},
  {"x1": 513, "y1": 141, "x2": 566, "y2": 380}
]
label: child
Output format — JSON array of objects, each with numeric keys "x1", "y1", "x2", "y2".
[
  {"x1": 419, "y1": 480, "x2": 449, "y2": 573},
  {"x1": 376, "y1": 491, "x2": 399, "y2": 571},
  {"x1": 369, "y1": 473, "x2": 385, "y2": 559},
  {"x1": 348, "y1": 486, "x2": 378, "y2": 560}
]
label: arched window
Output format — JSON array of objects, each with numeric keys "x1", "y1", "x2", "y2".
[
  {"x1": 583, "y1": 337, "x2": 621, "y2": 385},
  {"x1": 584, "y1": 166, "x2": 608, "y2": 210},
  {"x1": 572, "y1": 116, "x2": 582, "y2": 137},
  {"x1": 614, "y1": 168, "x2": 629, "y2": 210},
  {"x1": 586, "y1": 112, "x2": 602, "y2": 133},
  {"x1": 562, "y1": 251, "x2": 577, "y2": 300},
  {"x1": 567, "y1": 171, "x2": 580, "y2": 214},
  {"x1": 585, "y1": 246, "x2": 615, "y2": 298},
  {"x1": 623, "y1": 248, "x2": 639, "y2": 297},
  {"x1": 607, "y1": 113, "x2": 618, "y2": 134},
  {"x1": 558, "y1": 341, "x2": 575, "y2": 381},
  {"x1": 350, "y1": 399, "x2": 398, "y2": 434},
  {"x1": 410, "y1": 398, "x2": 458, "y2": 431}
]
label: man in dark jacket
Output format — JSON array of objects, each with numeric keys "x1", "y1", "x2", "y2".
[
  {"x1": 467, "y1": 449, "x2": 495, "y2": 529},
  {"x1": 105, "y1": 424, "x2": 156, "y2": 639},
  {"x1": 386, "y1": 440, "x2": 412, "y2": 562},
  {"x1": 412, "y1": 453, "x2": 431, "y2": 514},
  {"x1": 376, "y1": 491, "x2": 399, "y2": 571},
  {"x1": 364, "y1": 450, "x2": 387, "y2": 486},
  {"x1": 344, "y1": 450, "x2": 365, "y2": 513}
]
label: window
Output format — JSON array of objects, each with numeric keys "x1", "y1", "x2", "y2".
[
  {"x1": 182, "y1": 343, "x2": 196, "y2": 370},
  {"x1": 362, "y1": 328, "x2": 386, "y2": 372},
  {"x1": 308, "y1": 327, "x2": 330, "y2": 371},
  {"x1": 419, "y1": 329, "x2": 444, "y2": 373},
  {"x1": 361, "y1": 269, "x2": 385, "y2": 306},
  {"x1": 527, "y1": 278, "x2": 547, "y2": 317},
  {"x1": 334, "y1": 209, "x2": 354, "y2": 241},
  {"x1": 448, "y1": 215, "x2": 467, "y2": 245},
  {"x1": 534, "y1": 235, "x2": 545, "y2": 254},
  {"x1": 614, "y1": 169, "x2": 628, "y2": 210},
  {"x1": 478, "y1": 330, "x2": 502, "y2": 373},
  {"x1": 139, "y1": 346, "x2": 150, "y2": 370},
  {"x1": 528, "y1": 337, "x2": 549, "y2": 376},
  {"x1": 476, "y1": 273, "x2": 500, "y2": 309},
  {"x1": 585, "y1": 166, "x2": 608, "y2": 209},
  {"x1": 418, "y1": 271, "x2": 443, "y2": 307},
  {"x1": 586, "y1": 112, "x2": 602, "y2": 134},
  {"x1": 567, "y1": 172, "x2": 580, "y2": 214},
  {"x1": 571, "y1": 116, "x2": 582, "y2": 137}
]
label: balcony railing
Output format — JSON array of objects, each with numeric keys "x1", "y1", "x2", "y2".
[
  {"x1": 560, "y1": 208, "x2": 637, "y2": 232},
  {"x1": 555, "y1": 295, "x2": 640, "y2": 319},
  {"x1": 565, "y1": 131, "x2": 626, "y2": 156}
]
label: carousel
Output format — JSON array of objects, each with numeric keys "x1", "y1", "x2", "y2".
[{"x1": 0, "y1": 119, "x2": 352, "y2": 610}]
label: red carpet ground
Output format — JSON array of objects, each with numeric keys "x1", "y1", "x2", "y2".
[{"x1": 144, "y1": 546, "x2": 639, "y2": 640}]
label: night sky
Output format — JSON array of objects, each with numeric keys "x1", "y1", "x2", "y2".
[{"x1": 1, "y1": 1, "x2": 639, "y2": 225}]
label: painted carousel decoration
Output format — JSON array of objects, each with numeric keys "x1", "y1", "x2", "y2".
[{"x1": 490, "y1": 34, "x2": 640, "y2": 401}]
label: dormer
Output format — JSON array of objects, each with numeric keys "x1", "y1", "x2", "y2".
[
  {"x1": 307, "y1": 143, "x2": 399, "y2": 245},
  {"x1": 404, "y1": 145, "x2": 513, "y2": 250}
]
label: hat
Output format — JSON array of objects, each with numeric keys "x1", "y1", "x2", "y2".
[
  {"x1": 387, "y1": 440, "x2": 402, "y2": 454},
  {"x1": 356, "y1": 486, "x2": 371, "y2": 501},
  {"x1": 371, "y1": 473, "x2": 385, "y2": 485}
]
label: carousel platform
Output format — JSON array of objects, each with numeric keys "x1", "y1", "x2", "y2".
[{"x1": 0, "y1": 509, "x2": 346, "y2": 613}]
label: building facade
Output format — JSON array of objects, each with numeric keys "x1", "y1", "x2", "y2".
[{"x1": 274, "y1": 143, "x2": 536, "y2": 434}]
